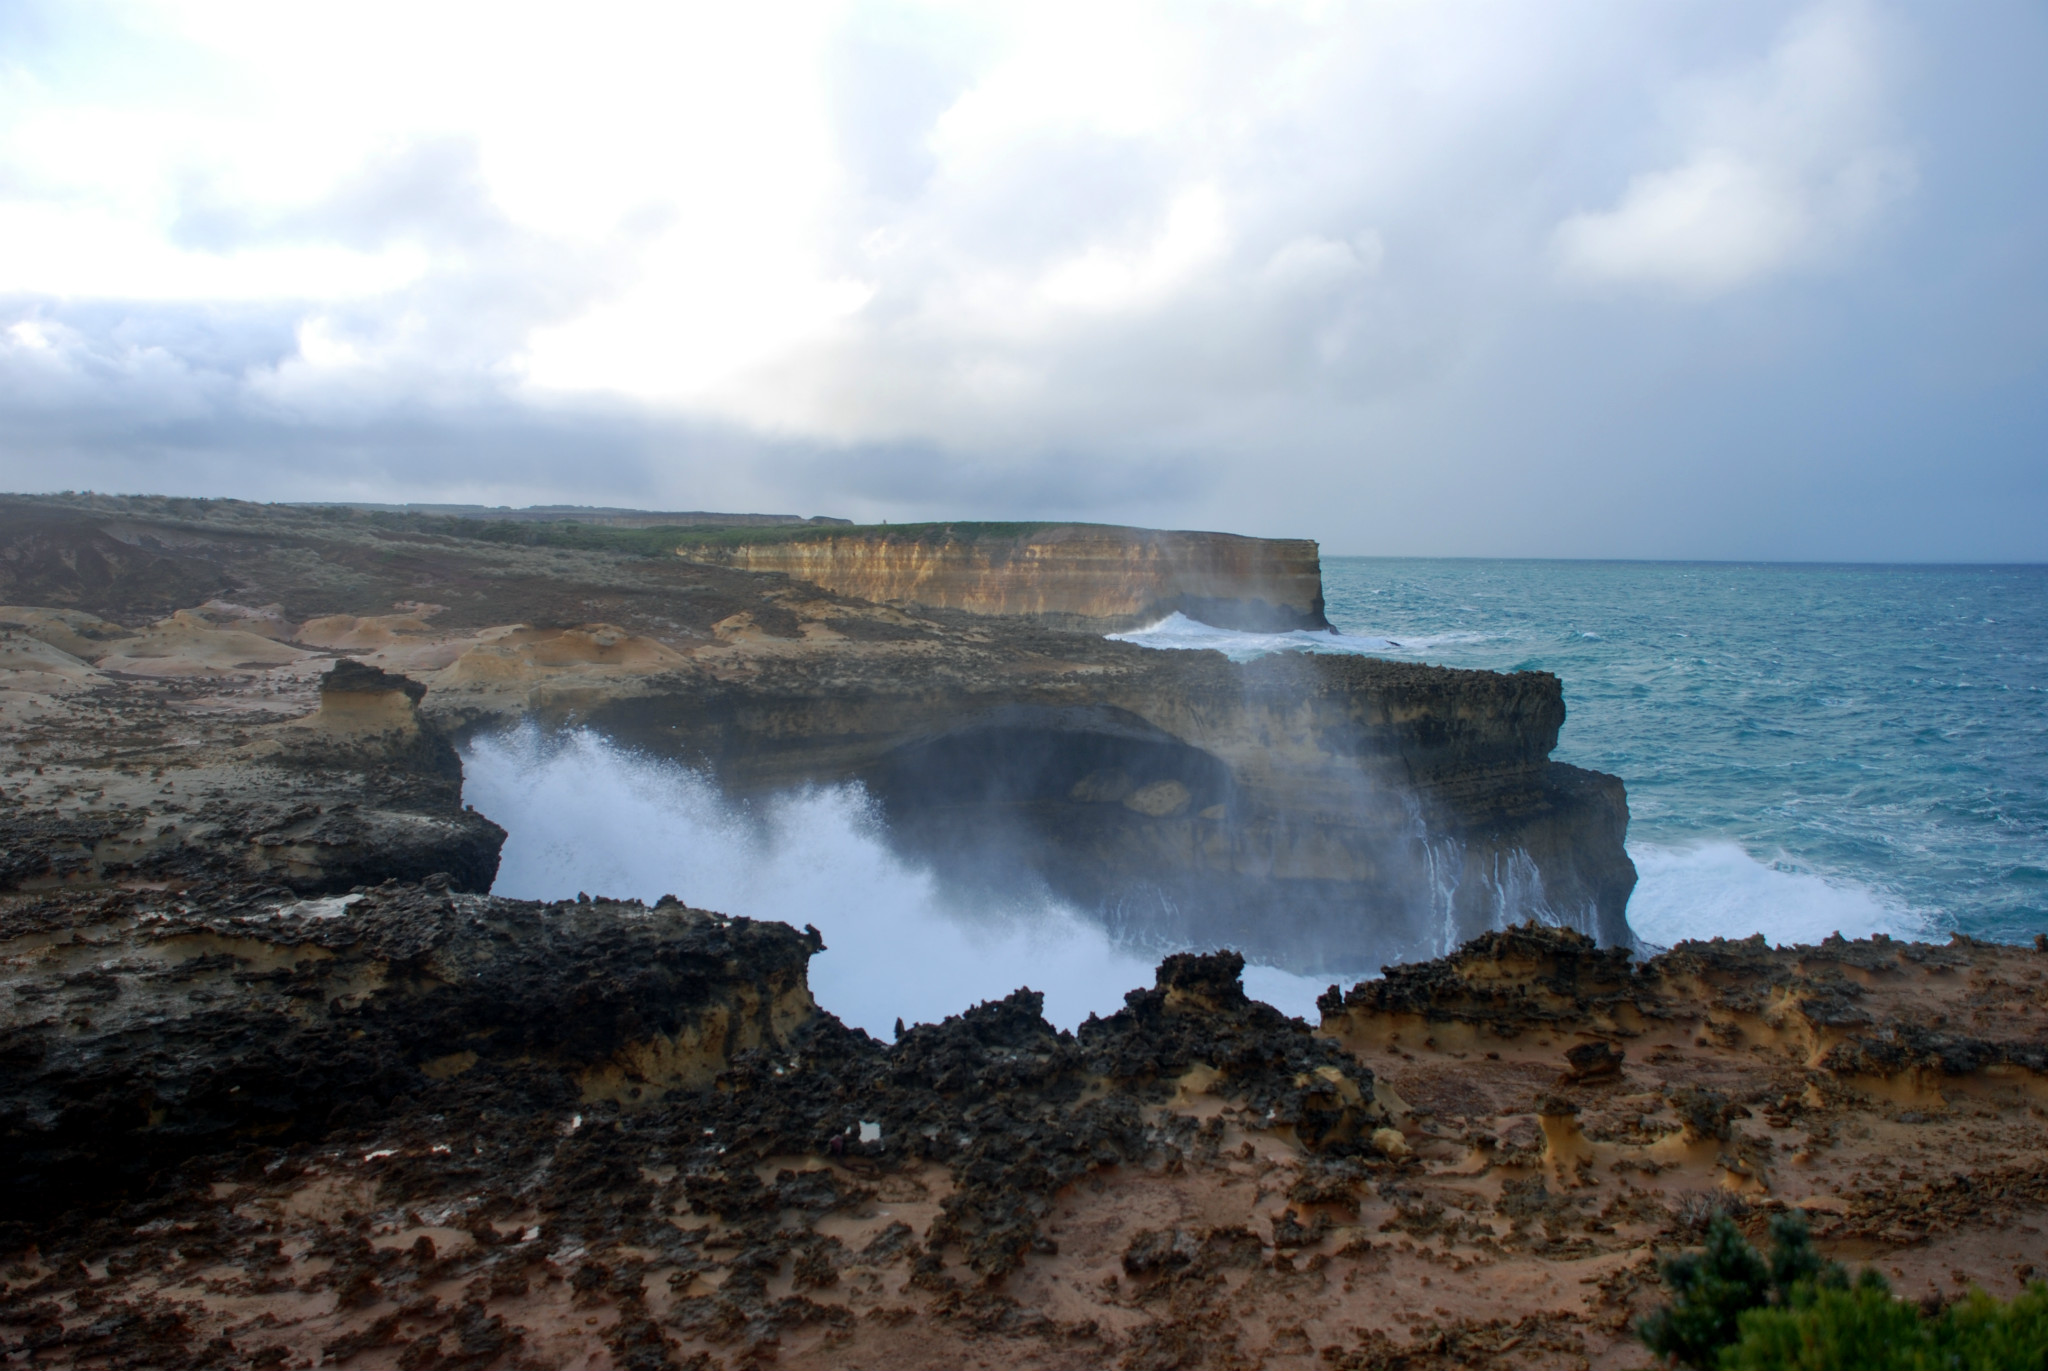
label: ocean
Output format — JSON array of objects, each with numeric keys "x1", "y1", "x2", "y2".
[{"x1": 1114, "y1": 559, "x2": 2048, "y2": 950}]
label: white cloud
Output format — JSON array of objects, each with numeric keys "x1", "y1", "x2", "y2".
[
  {"x1": 2, "y1": 0, "x2": 2038, "y2": 561},
  {"x1": 1553, "y1": 1, "x2": 1915, "y2": 295},
  {"x1": 1035, "y1": 185, "x2": 1227, "y2": 314}
]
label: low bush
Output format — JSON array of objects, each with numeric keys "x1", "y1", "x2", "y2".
[{"x1": 1639, "y1": 1212, "x2": 2048, "y2": 1369}]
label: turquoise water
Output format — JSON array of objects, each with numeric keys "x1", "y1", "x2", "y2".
[{"x1": 1117, "y1": 560, "x2": 2048, "y2": 949}]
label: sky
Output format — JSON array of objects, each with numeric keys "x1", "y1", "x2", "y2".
[{"x1": 0, "y1": 0, "x2": 2044, "y2": 560}]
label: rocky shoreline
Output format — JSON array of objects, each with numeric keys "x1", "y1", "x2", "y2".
[
  {"x1": 4, "y1": 890, "x2": 2046, "y2": 1370},
  {"x1": 2, "y1": 492, "x2": 2044, "y2": 1369},
  {"x1": 0, "y1": 494, "x2": 1632, "y2": 967}
]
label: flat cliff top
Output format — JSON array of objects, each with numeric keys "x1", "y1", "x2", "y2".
[
  {"x1": 311, "y1": 502, "x2": 854, "y2": 529},
  {"x1": 0, "y1": 493, "x2": 1497, "y2": 721},
  {"x1": 671, "y1": 518, "x2": 1320, "y2": 551}
]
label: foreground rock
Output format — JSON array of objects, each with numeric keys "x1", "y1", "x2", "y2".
[
  {"x1": 2, "y1": 904, "x2": 2044, "y2": 1371},
  {"x1": 0, "y1": 886, "x2": 817, "y2": 1226}
]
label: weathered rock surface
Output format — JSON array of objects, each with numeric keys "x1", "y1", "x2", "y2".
[
  {"x1": 675, "y1": 521, "x2": 1332, "y2": 631},
  {"x1": 0, "y1": 648, "x2": 504, "y2": 898},
  {"x1": 0, "y1": 886, "x2": 817, "y2": 1225},
  {"x1": 3, "y1": 903, "x2": 2045, "y2": 1371}
]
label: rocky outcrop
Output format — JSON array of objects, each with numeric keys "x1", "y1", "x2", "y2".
[
  {"x1": 0, "y1": 650, "x2": 504, "y2": 897},
  {"x1": 675, "y1": 522, "x2": 1332, "y2": 631},
  {"x1": 4, "y1": 900, "x2": 2046, "y2": 1371},
  {"x1": 0, "y1": 884, "x2": 818, "y2": 1224},
  {"x1": 580, "y1": 646, "x2": 1636, "y2": 971}
]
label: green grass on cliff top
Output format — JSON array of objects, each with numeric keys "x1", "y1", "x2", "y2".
[
  {"x1": 437, "y1": 519, "x2": 1085, "y2": 557},
  {"x1": 434, "y1": 519, "x2": 1304, "y2": 559},
  {"x1": 672, "y1": 521, "x2": 1076, "y2": 549}
]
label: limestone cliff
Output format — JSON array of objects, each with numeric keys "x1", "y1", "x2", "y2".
[
  {"x1": 674, "y1": 522, "x2": 1331, "y2": 632},
  {"x1": 0, "y1": 494, "x2": 1624, "y2": 973},
  {"x1": 580, "y1": 648, "x2": 1636, "y2": 972}
]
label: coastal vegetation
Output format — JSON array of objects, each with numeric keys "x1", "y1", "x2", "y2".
[{"x1": 1641, "y1": 1213, "x2": 2048, "y2": 1369}]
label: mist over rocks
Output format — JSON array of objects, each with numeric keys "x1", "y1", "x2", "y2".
[{"x1": 0, "y1": 492, "x2": 1633, "y2": 970}]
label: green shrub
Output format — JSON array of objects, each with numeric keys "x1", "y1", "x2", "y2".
[
  {"x1": 1718, "y1": 1273, "x2": 1918, "y2": 1370},
  {"x1": 1723, "y1": 1280, "x2": 2048, "y2": 1369},
  {"x1": 1640, "y1": 1212, "x2": 2048, "y2": 1370},
  {"x1": 1640, "y1": 1213, "x2": 1843, "y2": 1368}
]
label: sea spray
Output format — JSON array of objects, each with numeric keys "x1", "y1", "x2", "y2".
[
  {"x1": 1314, "y1": 557, "x2": 2037, "y2": 945},
  {"x1": 1625, "y1": 841, "x2": 1927, "y2": 949},
  {"x1": 1115, "y1": 560, "x2": 2042, "y2": 948},
  {"x1": 462, "y1": 726, "x2": 1338, "y2": 1033}
]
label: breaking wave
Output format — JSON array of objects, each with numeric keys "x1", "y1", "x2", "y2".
[
  {"x1": 461, "y1": 727, "x2": 1336, "y2": 1035},
  {"x1": 1108, "y1": 611, "x2": 1490, "y2": 662},
  {"x1": 1625, "y1": 841, "x2": 1933, "y2": 949},
  {"x1": 1113, "y1": 612, "x2": 1947, "y2": 956}
]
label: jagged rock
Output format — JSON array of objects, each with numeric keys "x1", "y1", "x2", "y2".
[{"x1": 0, "y1": 886, "x2": 816, "y2": 1226}]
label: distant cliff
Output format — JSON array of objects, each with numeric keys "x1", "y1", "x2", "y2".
[{"x1": 673, "y1": 522, "x2": 1330, "y2": 632}]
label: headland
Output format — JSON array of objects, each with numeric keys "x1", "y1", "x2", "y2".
[{"x1": 0, "y1": 492, "x2": 2039, "y2": 1370}]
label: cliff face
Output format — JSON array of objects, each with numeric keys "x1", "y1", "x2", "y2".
[
  {"x1": 0, "y1": 494, "x2": 1627, "y2": 974},
  {"x1": 675, "y1": 523, "x2": 1331, "y2": 631},
  {"x1": 582, "y1": 648, "x2": 1635, "y2": 971}
]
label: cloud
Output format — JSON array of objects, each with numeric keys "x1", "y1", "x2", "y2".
[
  {"x1": 1553, "y1": 1, "x2": 1915, "y2": 295},
  {"x1": 0, "y1": 1, "x2": 2041, "y2": 558}
]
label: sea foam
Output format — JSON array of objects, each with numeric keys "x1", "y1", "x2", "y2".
[
  {"x1": 461, "y1": 727, "x2": 1337, "y2": 1035},
  {"x1": 1108, "y1": 611, "x2": 1486, "y2": 663},
  {"x1": 1625, "y1": 841, "x2": 1931, "y2": 949}
]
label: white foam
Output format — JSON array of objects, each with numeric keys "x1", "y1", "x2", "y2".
[
  {"x1": 1241, "y1": 963, "x2": 1342, "y2": 1021},
  {"x1": 1108, "y1": 611, "x2": 1393, "y2": 661},
  {"x1": 1108, "y1": 611, "x2": 1487, "y2": 663},
  {"x1": 1625, "y1": 841, "x2": 1932, "y2": 949},
  {"x1": 463, "y1": 727, "x2": 1329, "y2": 1035}
]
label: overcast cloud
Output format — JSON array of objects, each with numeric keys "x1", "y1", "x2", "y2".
[{"x1": 0, "y1": 0, "x2": 2043, "y2": 558}]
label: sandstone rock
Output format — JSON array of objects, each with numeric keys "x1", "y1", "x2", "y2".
[{"x1": 675, "y1": 522, "x2": 1331, "y2": 631}]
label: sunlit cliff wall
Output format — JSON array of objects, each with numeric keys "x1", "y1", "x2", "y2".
[{"x1": 676, "y1": 523, "x2": 1330, "y2": 632}]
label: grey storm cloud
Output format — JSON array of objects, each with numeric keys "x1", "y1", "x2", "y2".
[{"x1": 0, "y1": 0, "x2": 2043, "y2": 558}]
